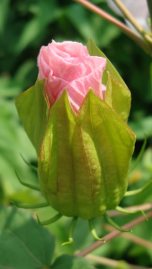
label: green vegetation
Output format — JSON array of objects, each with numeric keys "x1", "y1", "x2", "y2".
[{"x1": 0, "y1": 1, "x2": 152, "y2": 268}]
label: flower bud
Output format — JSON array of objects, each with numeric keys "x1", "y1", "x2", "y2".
[
  {"x1": 16, "y1": 40, "x2": 135, "y2": 220},
  {"x1": 37, "y1": 40, "x2": 106, "y2": 111}
]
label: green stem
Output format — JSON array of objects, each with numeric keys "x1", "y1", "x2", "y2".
[
  {"x1": 125, "y1": 178, "x2": 152, "y2": 197},
  {"x1": 62, "y1": 217, "x2": 78, "y2": 246},
  {"x1": 15, "y1": 171, "x2": 40, "y2": 191},
  {"x1": 11, "y1": 201, "x2": 49, "y2": 209},
  {"x1": 105, "y1": 214, "x2": 130, "y2": 232},
  {"x1": 37, "y1": 213, "x2": 62, "y2": 225},
  {"x1": 89, "y1": 219, "x2": 105, "y2": 241}
]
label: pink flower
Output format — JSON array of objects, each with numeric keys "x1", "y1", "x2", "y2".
[{"x1": 37, "y1": 40, "x2": 106, "y2": 111}]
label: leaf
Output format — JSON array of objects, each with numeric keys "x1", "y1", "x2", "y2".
[
  {"x1": 15, "y1": 80, "x2": 48, "y2": 153},
  {"x1": 66, "y1": 5, "x2": 96, "y2": 40},
  {"x1": 87, "y1": 40, "x2": 131, "y2": 121},
  {"x1": 16, "y1": 0, "x2": 58, "y2": 52},
  {"x1": 0, "y1": 207, "x2": 55, "y2": 269},
  {"x1": 52, "y1": 255, "x2": 95, "y2": 269},
  {"x1": 0, "y1": 0, "x2": 10, "y2": 34},
  {"x1": 66, "y1": 5, "x2": 120, "y2": 47},
  {"x1": 0, "y1": 98, "x2": 36, "y2": 198},
  {"x1": 130, "y1": 116, "x2": 152, "y2": 139},
  {"x1": 15, "y1": 18, "x2": 40, "y2": 53},
  {"x1": 0, "y1": 77, "x2": 20, "y2": 97}
]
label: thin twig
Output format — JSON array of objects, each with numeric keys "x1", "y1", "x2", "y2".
[
  {"x1": 105, "y1": 224, "x2": 152, "y2": 250},
  {"x1": 147, "y1": 0, "x2": 152, "y2": 30},
  {"x1": 75, "y1": 210, "x2": 152, "y2": 257},
  {"x1": 108, "y1": 203, "x2": 152, "y2": 217},
  {"x1": 74, "y1": 0, "x2": 151, "y2": 54},
  {"x1": 113, "y1": 0, "x2": 152, "y2": 43},
  {"x1": 112, "y1": 0, "x2": 144, "y2": 35},
  {"x1": 86, "y1": 254, "x2": 151, "y2": 269}
]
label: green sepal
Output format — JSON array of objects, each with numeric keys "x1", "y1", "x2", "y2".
[
  {"x1": 38, "y1": 91, "x2": 77, "y2": 217},
  {"x1": 38, "y1": 90, "x2": 135, "y2": 219},
  {"x1": 87, "y1": 40, "x2": 131, "y2": 121},
  {"x1": 78, "y1": 91, "x2": 135, "y2": 215},
  {"x1": 15, "y1": 80, "x2": 48, "y2": 153}
]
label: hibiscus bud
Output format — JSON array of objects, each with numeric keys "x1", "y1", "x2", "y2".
[
  {"x1": 37, "y1": 40, "x2": 106, "y2": 111},
  {"x1": 15, "y1": 40, "x2": 135, "y2": 220}
]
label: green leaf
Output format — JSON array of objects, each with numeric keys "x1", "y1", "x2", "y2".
[
  {"x1": 0, "y1": 98, "x2": 36, "y2": 198},
  {"x1": 87, "y1": 40, "x2": 131, "y2": 121},
  {"x1": 66, "y1": 5, "x2": 96, "y2": 41},
  {"x1": 0, "y1": 0, "x2": 10, "y2": 34},
  {"x1": 52, "y1": 255, "x2": 95, "y2": 269},
  {"x1": 15, "y1": 18, "x2": 40, "y2": 53},
  {"x1": 0, "y1": 207, "x2": 55, "y2": 269},
  {"x1": 15, "y1": 80, "x2": 48, "y2": 153},
  {"x1": 16, "y1": 0, "x2": 58, "y2": 52},
  {"x1": 130, "y1": 116, "x2": 152, "y2": 139}
]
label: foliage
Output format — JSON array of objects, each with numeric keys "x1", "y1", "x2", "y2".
[
  {"x1": 0, "y1": 0, "x2": 152, "y2": 268},
  {"x1": 0, "y1": 207, "x2": 93, "y2": 269}
]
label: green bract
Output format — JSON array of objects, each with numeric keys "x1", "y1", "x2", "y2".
[
  {"x1": 87, "y1": 40, "x2": 131, "y2": 122},
  {"x1": 15, "y1": 42, "x2": 136, "y2": 221}
]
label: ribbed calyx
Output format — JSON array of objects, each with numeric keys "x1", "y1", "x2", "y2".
[{"x1": 38, "y1": 91, "x2": 135, "y2": 219}]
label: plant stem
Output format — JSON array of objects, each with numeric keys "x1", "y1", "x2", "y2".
[
  {"x1": 86, "y1": 254, "x2": 150, "y2": 269},
  {"x1": 112, "y1": 0, "x2": 144, "y2": 35},
  {"x1": 147, "y1": 0, "x2": 152, "y2": 30},
  {"x1": 74, "y1": 0, "x2": 152, "y2": 55},
  {"x1": 75, "y1": 210, "x2": 152, "y2": 257},
  {"x1": 113, "y1": 0, "x2": 152, "y2": 44},
  {"x1": 108, "y1": 203, "x2": 152, "y2": 217},
  {"x1": 105, "y1": 224, "x2": 152, "y2": 250}
]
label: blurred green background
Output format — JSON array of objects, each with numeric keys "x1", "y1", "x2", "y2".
[{"x1": 0, "y1": 0, "x2": 152, "y2": 268}]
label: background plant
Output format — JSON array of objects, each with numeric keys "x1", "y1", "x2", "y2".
[{"x1": 0, "y1": 0, "x2": 152, "y2": 268}]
